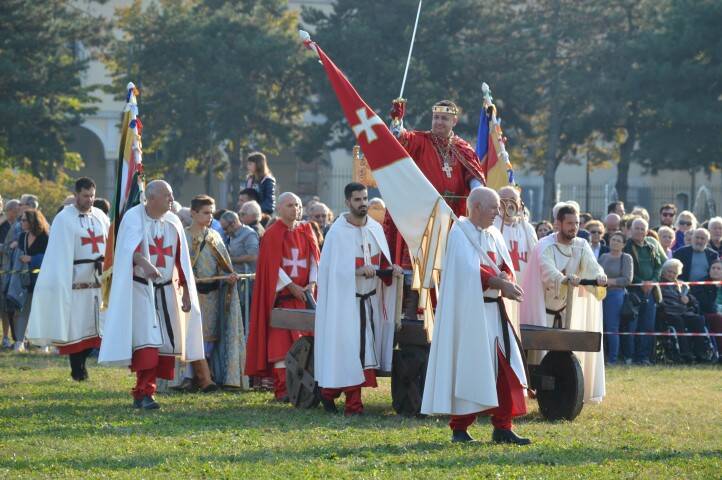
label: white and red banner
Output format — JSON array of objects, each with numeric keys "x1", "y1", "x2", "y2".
[{"x1": 301, "y1": 32, "x2": 453, "y2": 311}]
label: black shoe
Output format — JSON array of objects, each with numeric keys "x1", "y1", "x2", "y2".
[
  {"x1": 139, "y1": 395, "x2": 160, "y2": 410},
  {"x1": 132, "y1": 398, "x2": 143, "y2": 409},
  {"x1": 71, "y1": 370, "x2": 88, "y2": 382},
  {"x1": 321, "y1": 397, "x2": 338, "y2": 413},
  {"x1": 201, "y1": 383, "x2": 221, "y2": 393},
  {"x1": 451, "y1": 430, "x2": 475, "y2": 443},
  {"x1": 171, "y1": 378, "x2": 198, "y2": 393},
  {"x1": 492, "y1": 428, "x2": 531, "y2": 445}
]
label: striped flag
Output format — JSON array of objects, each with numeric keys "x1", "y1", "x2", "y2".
[
  {"x1": 300, "y1": 31, "x2": 454, "y2": 335},
  {"x1": 477, "y1": 83, "x2": 515, "y2": 190},
  {"x1": 102, "y1": 82, "x2": 145, "y2": 305}
]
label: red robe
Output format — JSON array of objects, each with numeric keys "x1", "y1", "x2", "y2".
[
  {"x1": 384, "y1": 130, "x2": 486, "y2": 267},
  {"x1": 245, "y1": 221, "x2": 320, "y2": 377}
]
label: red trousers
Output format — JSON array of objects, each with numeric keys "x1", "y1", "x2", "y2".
[
  {"x1": 272, "y1": 367, "x2": 287, "y2": 400},
  {"x1": 449, "y1": 347, "x2": 526, "y2": 432},
  {"x1": 130, "y1": 347, "x2": 175, "y2": 399},
  {"x1": 320, "y1": 370, "x2": 377, "y2": 414}
]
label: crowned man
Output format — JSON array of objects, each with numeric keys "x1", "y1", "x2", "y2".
[
  {"x1": 384, "y1": 100, "x2": 486, "y2": 270},
  {"x1": 520, "y1": 203, "x2": 607, "y2": 404},
  {"x1": 27, "y1": 177, "x2": 109, "y2": 381},
  {"x1": 493, "y1": 186, "x2": 538, "y2": 330},
  {"x1": 245, "y1": 192, "x2": 320, "y2": 401},
  {"x1": 99, "y1": 180, "x2": 205, "y2": 410},
  {"x1": 315, "y1": 183, "x2": 402, "y2": 416},
  {"x1": 422, "y1": 187, "x2": 530, "y2": 444},
  {"x1": 182, "y1": 194, "x2": 245, "y2": 390}
]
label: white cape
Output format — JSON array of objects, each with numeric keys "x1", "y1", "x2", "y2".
[
  {"x1": 314, "y1": 215, "x2": 399, "y2": 388},
  {"x1": 421, "y1": 218, "x2": 526, "y2": 416},
  {"x1": 99, "y1": 204, "x2": 204, "y2": 366},
  {"x1": 520, "y1": 233, "x2": 606, "y2": 404},
  {"x1": 27, "y1": 205, "x2": 109, "y2": 345}
]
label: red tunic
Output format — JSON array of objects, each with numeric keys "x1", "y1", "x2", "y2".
[
  {"x1": 384, "y1": 130, "x2": 486, "y2": 267},
  {"x1": 245, "y1": 221, "x2": 320, "y2": 377}
]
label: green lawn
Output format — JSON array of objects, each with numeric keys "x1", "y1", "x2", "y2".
[{"x1": 0, "y1": 351, "x2": 720, "y2": 479}]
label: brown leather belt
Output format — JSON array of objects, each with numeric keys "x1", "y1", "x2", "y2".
[{"x1": 72, "y1": 282, "x2": 101, "y2": 290}]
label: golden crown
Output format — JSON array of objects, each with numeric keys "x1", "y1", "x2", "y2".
[{"x1": 432, "y1": 104, "x2": 458, "y2": 115}]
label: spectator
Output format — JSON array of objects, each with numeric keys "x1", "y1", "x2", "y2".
[
  {"x1": 239, "y1": 200, "x2": 265, "y2": 238},
  {"x1": 624, "y1": 217, "x2": 666, "y2": 365},
  {"x1": 631, "y1": 206, "x2": 650, "y2": 223},
  {"x1": 598, "y1": 232, "x2": 633, "y2": 365},
  {"x1": 580, "y1": 212, "x2": 593, "y2": 226},
  {"x1": 176, "y1": 207, "x2": 192, "y2": 228},
  {"x1": 8, "y1": 209, "x2": 49, "y2": 351},
  {"x1": 683, "y1": 228, "x2": 694, "y2": 248},
  {"x1": 672, "y1": 210, "x2": 697, "y2": 252},
  {"x1": 608, "y1": 201, "x2": 625, "y2": 216},
  {"x1": 308, "y1": 202, "x2": 332, "y2": 236},
  {"x1": 535, "y1": 221, "x2": 553, "y2": 238},
  {"x1": 237, "y1": 187, "x2": 260, "y2": 212},
  {"x1": 705, "y1": 260, "x2": 722, "y2": 354},
  {"x1": 93, "y1": 198, "x2": 111, "y2": 216},
  {"x1": 673, "y1": 228, "x2": 719, "y2": 313},
  {"x1": 171, "y1": 200, "x2": 182, "y2": 214},
  {"x1": 603, "y1": 213, "x2": 621, "y2": 244},
  {"x1": 659, "y1": 259, "x2": 708, "y2": 363},
  {"x1": 657, "y1": 203, "x2": 677, "y2": 230},
  {"x1": 244, "y1": 152, "x2": 276, "y2": 216},
  {"x1": 220, "y1": 211, "x2": 259, "y2": 275},
  {"x1": 368, "y1": 197, "x2": 386, "y2": 224},
  {"x1": 621, "y1": 214, "x2": 636, "y2": 240},
  {"x1": 0, "y1": 199, "x2": 21, "y2": 348},
  {"x1": 585, "y1": 220, "x2": 608, "y2": 259},
  {"x1": 657, "y1": 226, "x2": 675, "y2": 258},
  {"x1": 707, "y1": 216, "x2": 722, "y2": 256},
  {"x1": 210, "y1": 208, "x2": 226, "y2": 236}
]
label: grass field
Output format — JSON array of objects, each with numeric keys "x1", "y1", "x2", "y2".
[{"x1": 0, "y1": 351, "x2": 720, "y2": 479}]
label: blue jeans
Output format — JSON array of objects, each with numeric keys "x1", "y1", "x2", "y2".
[
  {"x1": 634, "y1": 290, "x2": 657, "y2": 363},
  {"x1": 603, "y1": 289, "x2": 625, "y2": 364}
]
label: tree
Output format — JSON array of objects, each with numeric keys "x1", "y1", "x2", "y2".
[
  {"x1": 0, "y1": 0, "x2": 108, "y2": 179},
  {"x1": 107, "y1": 0, "x2": 313, "y2": 202}
]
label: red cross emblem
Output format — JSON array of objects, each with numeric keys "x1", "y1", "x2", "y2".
[
  {"x1": 509, "y1": 240, "x2": 528, "y2": 272},
  {"x1": 355, "y1": 253, "x2": 381, "y2": 269},
  {"x1": 149, "y1": 236, "x2": 173, "y2": 268},
  {"x1": 80, "y1": 229, "x2": 105, "y2": 254}
]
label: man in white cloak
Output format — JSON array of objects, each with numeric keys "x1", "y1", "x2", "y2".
[
  {"x1": 27, "y1": 177, "x2": 109, "y2": 381},
  {"x1": 493, "y1": 185, "x2": 537, "y2": 331},
  {"x1": 421, "y1": 187, "x2": 530, "y2": 444},
  {"x1": 520, "y1": 202, "x2": 607, "y2": 404},
  {"x1": 314, "y1": 183, "x2": 401, "y2": 416},
  {"x1": 99, "y1": 180, "x2": 204, "y2": 410}
]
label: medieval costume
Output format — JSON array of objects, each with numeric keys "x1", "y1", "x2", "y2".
[
  {"x1": 520, "y1": 233, "x2": 606, "y2": 404},
  {"x1": 99, "y1": 204, "x2": 204, "y2": 408},
  {"x1": 422, "y1": 219, "x2": 528, "y2": 443},
  {"x1": 245, "y1": 220, "x2": 319, "y2": 400},
  {"x1": 27, "y1": 204, "x2": 109, "y2": 380},
  {"x1": 314, "y1": 214, "x2": 400, "y2": 415}
]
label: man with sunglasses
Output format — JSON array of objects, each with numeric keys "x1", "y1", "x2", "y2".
[{"x1": 656, "y1": 204, "x2": 677, "y2": 231}]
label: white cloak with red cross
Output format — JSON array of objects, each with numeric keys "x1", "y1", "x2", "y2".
[
  {"x1": 27, "y1": 204, "x2": 110, "y2": 346},
  {"x1": 99, "y1": 204, "x2": 204, "y2": 366},
  {"x1": 422, "y1": 218, "x2": 526, "y2": 416},
  {"x1": 314, "y1": 214, "x2": 400, "y2": 389}
]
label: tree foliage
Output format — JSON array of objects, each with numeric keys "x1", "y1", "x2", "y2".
[
  {"x1": 0, "y1": 0, "x2": 108, "y2": 179},
  {"x1": 106, "y1": 0, "x2": 313, "y2": 200},
  {"x1": 0, "y1": 169, "x2": 71, "y2": 220}
]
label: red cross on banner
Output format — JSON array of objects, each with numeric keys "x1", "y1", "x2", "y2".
[
  {"x1": 80, "y1": 229, "x2": 105, "y2": 254},
  {"x1": 149, "y1": 236, "x2": 173, "y2": 268}
]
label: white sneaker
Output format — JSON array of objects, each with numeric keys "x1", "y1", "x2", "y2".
[
  {"x1": 1, "y1": 336, "x2": 10, "y2": 348},
  {"x1": 13, "y1": 341, "x2": 25, "y2": 352}
]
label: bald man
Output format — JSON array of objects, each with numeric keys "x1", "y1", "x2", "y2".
[
  {"x1": 494, "y1": 186, "x2": 537, "y2": 281},
  {"x1": 99, "y1": 180, "x2": 205, "y2": 410},
  {"x1": 245, "y1": 192, "x2": 320, "y2": 401},
  {"x1": 422, "y1": 187, "x2": 530, "y2": 444}
]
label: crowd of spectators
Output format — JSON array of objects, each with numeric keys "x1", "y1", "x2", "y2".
[
  {"x1": 2, "y1": 156, "x2": 720, "y2": 367},
  {"x1": 535, "y1": 200, "x2": 722, "y2": 365}
]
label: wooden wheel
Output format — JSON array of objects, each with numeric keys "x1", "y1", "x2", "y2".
[
  {"x1": 533, "y1": 351, "x2": 584, "y2": 421},
  {"x1": 391, "y1": 345, "x2": 429, "y2": 417},
  {"x1": 285, "y1": 336, "x2": 320, "y2": 409}
]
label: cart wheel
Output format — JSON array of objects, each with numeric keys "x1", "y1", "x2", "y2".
[
  {"x1": 534, "y1": 351, "x2": 584, "y2": 421},
  {"x1": 285, "y1": 336, "x2": 320, "y2": 409},
  {"x1": 391, "y1": 345, "x2": 429, "y2": 417}
]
